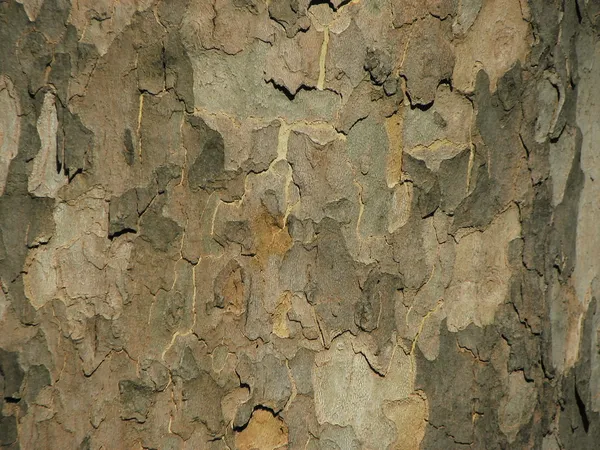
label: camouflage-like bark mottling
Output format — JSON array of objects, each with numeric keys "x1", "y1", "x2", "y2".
[{"x1": 1, "y1": 0, "x2": 599, "y2": 448}]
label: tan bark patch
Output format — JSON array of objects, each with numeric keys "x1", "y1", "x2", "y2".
[{"x1": 235, "y1": 409, "x2": 289, "y2": 450}]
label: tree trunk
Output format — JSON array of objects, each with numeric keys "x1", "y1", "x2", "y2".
[{"x1": 1, "y1": 0, "x2": 599, "y2": 448}]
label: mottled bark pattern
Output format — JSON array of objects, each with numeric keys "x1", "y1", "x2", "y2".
[{"x1": 0, "y1": 0, "x2": 599, "y2": 449}]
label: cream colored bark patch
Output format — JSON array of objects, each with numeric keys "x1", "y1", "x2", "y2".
[
  {"x1": 389, "y1": 182, "x2": 413, "y2": 234},
  {"x1": 24, "y1": 188, "x2": 130, "y2": 340},
  {"x1": 453, "y1": 0, "x2": 531, "y2": 93},
  {"x1": 272, "y1": 291, "x2": 292, "y2": 338},
  {"x1": 29, "y1": 92, "x2": 67, "y2": 197},
  {"x1": 313, "y1": 334, "x2": 427, "y2": 448},
  {"x1": 383, "y1": 395, "x2": 429, "y2": 450},
  {"x1": 23, "y1": 246, "x2": 58, "y2": 310},
  {"x1": 0, "y1": 76, "x2": 20, "y2": 197},
  {"x1": 445, "y1": 205, "x2": 521, "y2": 331}
]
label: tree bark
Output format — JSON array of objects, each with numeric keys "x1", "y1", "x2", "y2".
[{"x1": 0, "y1": 0, "x2": 599, "y2": 448}]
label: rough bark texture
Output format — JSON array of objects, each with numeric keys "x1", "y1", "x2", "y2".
[{"x1": 0, "y1": 0, "x2": 599, "y2": 449}]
